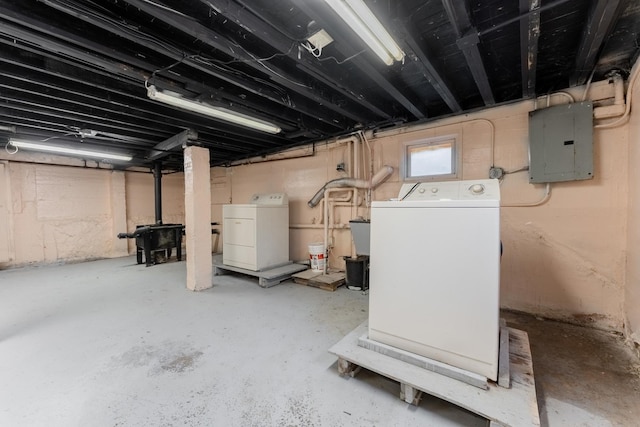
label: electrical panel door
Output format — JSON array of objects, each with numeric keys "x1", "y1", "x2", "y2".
[{"x1": 528, "y1": 102, "x2": 593, "y2": 183}]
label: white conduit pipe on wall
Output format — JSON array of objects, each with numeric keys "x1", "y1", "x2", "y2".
[
  {"x1": 323, "y1": 187, "x2": 350, "y2": 267},
  {"x1": 502, "y1": 183, "x2": 551, "y2": 208},
  {"x1": 595, "y1": 59, "x2": 640, "y2": 129}
]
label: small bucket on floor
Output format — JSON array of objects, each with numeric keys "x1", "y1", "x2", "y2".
[{"x1": 308, "y1": 243, "x2": 325, "y2": 271}]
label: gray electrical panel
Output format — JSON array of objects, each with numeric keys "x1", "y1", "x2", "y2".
[{"x1": 528, "y1": 102, "x2": 593, "y2": 183}]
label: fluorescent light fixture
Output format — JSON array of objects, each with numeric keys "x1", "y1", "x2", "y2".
[
  {"x1": 323, "y1": 0, "x2": 405, "y2": 65},
  {"x1": 147, "y1": 85, "x2": 282, "y2": 134},
  {"x1": 8, "y1": 139, "x2": 132, "y2": 161}
]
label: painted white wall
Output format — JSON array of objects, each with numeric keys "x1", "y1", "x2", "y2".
[
  {"x1": 0, "y1": 152, "x2": 188, "y2": 267},
  {"x1": 1, "y1": 159, "x2": 114, "y2": 264}
]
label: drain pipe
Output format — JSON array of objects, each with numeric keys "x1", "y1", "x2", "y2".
[{"x1": 309, "y1": 165, "x2": 394, "y2": 273}]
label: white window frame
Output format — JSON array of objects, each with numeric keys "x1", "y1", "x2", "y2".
[{"x1": 401, "y1": 134, "x2": 461, "y2": 181}]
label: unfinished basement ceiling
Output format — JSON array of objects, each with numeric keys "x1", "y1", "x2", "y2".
[{"x1": 0, "y1": 0, "x2": 639, "y2": 170}]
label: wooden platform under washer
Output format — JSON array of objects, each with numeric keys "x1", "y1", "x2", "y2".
[{"x1": 329, "y1": 321, "x2": 540, "y2": 427}]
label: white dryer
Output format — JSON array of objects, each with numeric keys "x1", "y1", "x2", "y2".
[
  {"x1": 368, "y1": 179, "x2": 500, "y2": 381},
  {"x1": 223, "y1": 193, "x2": 289, "y2": 271}
]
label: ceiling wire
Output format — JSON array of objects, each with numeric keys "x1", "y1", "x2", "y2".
[
  {"x1": 205, "y1": 0, "x2": 364, "y2": 67},
  {"x1": 150, "y1": 55, "x2": 193, "y2": 84},
  {"x1": 207, "y1": 42, "x2": 297, "y2": 65},
  {"x1": 248, "y1": 55, "x2": 312, "y2": 89},
  {"x1": 137, "y1": 0, "x2": 192, "y2": 19},
  {"x1": 302, "y1": 41, "x2": 323, "y2": 58},
  {"x1": 225, "y1": 38, "x2": 313, "y2": 89},
  {"x1": 42, "y1": 132, "x2": 76, "y2": 142},
  {"x1": 192, "y1": 56, "x2": 294, "y2": 106},
  {"x1": 317, "y1": 49, "x2": 366, "y2": 65},
  {"x1": 4, "y1": 141, "x2": 18, "y2": 155}
]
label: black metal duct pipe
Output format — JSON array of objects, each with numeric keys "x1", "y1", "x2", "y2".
[{"x1": 153, "y1": 161, "x2": 162, "y2": 224}]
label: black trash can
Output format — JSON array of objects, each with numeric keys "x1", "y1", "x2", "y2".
[{"x1": 345, "y1": 255, "x2": 369, "y2": 290}]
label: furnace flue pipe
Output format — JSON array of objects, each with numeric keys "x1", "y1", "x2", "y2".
[
  {"x1": 154, "y1": 161, "x2": 163, "y2": 224},
  {"x1": 307, "y1": 165, "x2": 394, "y2": 208}
]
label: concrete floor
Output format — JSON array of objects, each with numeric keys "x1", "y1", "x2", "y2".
[{"x1": 1, "y1": 257, "x2": 638, "y2": 426}]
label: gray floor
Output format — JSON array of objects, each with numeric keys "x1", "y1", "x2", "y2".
[{"x1": 1, "y1": 257, "x2": 638, "y2": 426}]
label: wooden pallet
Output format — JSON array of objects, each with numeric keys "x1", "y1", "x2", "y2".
[
  {"x1": 292, "y1": 270, "x2": 345, "y2": 291},
  {"x1": 329, "y1": 321, "x2": 540, "y2": 427},
  {"x1": 291, "y1": 268, "x2": 321, "y2": 285}
]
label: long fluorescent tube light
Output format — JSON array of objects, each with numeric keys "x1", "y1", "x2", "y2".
[
  {"x1": 8, "y1": 139, "x2": 132, "y2": 161},
  {"x1": 323, "y1": 0, "x2": 405, "y2": 65},
  {"x1": 344, "y1": 0, "x2": 405, "y2": 62},
  {"x1": 147, "y1": 85, "x2": 281, "y2": 134}
]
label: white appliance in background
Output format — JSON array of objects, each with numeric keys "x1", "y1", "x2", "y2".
[
  {"x1": 368, "y1": 179, "x2": 501, "y2": 381},
  {"x1": 223, "y1": 193, "x2": 289, "y2": 271}
]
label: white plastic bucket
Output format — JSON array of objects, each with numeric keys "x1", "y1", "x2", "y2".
[{"x1": 308, "y1": 243, "x2": 326, "y2": 271}]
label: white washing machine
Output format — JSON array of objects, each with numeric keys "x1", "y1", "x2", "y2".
[
  {"x1": 368, "y1": 179, "x2": 500, "y2": 380},
  {"x1": 223, "y1": 193, "x2": 289, "y2": 271}
]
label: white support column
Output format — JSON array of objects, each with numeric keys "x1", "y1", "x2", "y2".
[
  {"x1": 109, "y1": 170, "x2": 129, "y2": 257},
  {"x1": 184, "y1": 146, "x2": 212, "y2": 291},
  {"x1": 0, "y1": 162, "x2": 13, "y2": 262}
]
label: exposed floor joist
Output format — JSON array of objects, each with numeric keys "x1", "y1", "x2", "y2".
[
  {"x1": 147, "y1": 130, "x2": 198, "y2": 162},
  {"x1": 443, "y1": 0, "x2": 495, "y2": 106},
  {"x1": 571, "y1": 0, "x2": 626, "y2": 86},
  {"x1": 520, "y1": 0, "x2": 541, "y2": 98},
  {"x1": 401, "y1": 22, "x2": 462, "y2": 113}
]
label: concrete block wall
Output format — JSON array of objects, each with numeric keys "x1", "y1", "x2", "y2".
[{"x1": 0, "y1": 153, "x2": 188, "y2": 266}]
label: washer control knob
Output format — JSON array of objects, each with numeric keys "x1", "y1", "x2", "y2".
[
  {"x1": 431, "y1": 187, "x2": 438, "y2": 193},
  {"x1": 470, "y1": 184, "x2": 485, "y2": 194},
  {"x1": 418, "y1": 187, "x2": 426, "y2": 194}
]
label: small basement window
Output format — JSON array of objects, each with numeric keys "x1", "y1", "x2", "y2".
[{"x1": 402, "y1": 135, "x2": 459, "y2": 181}]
